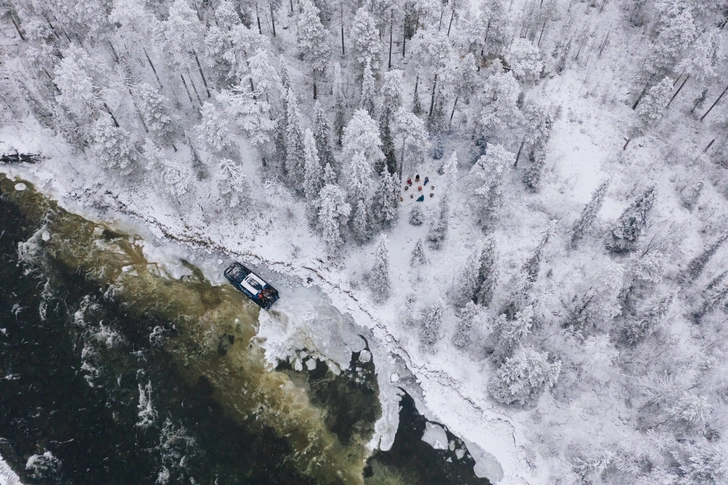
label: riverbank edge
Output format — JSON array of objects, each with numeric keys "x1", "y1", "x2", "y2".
[{"x1": 0, "y1": 166, "x2": 530, "y2": 484}]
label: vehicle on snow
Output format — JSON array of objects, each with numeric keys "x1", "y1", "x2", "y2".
[{"x1": 224, "y1": 262, "x2": 280, "y2": 310}]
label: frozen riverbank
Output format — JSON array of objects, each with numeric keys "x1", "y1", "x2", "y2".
[{"x1": 0, "y1": 170, "x2": 496, "y2": 484}]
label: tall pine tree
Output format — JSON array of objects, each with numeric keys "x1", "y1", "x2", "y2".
[
  {"x1": 605, "y1": 186, "x2": 657, "y2": 253},
  {"x1": 313, "y1": 101, "x2": 337, "y2": 171},
  {"x1": 303, "y1": 128, "x2": 324, "y2": 224},
  {"x1": 571, "y1": 180, "x2": 610, "y2": 248},
  {"x1": 370, "y1": 234, "x2": 391, "y2": 298},
  {"x1": 285, "y1": 87, "x2": 306, "y2": 186}
]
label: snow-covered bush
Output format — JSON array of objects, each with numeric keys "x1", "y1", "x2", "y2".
[{"x1": 409, "y1": 206, "x2": 424, "y2": 226}]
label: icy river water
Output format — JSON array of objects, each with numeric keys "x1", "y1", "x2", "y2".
[{"x1": 0, "y1": 173, "x2": 490, "y2": 485}]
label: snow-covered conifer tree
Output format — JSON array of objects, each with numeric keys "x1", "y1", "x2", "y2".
[
  {"x1": 470, "y1": 143, "x2": 514, "y2": 227},
  {"x1": 456, "y1": 240, "x2": 486, "y2": 307},
  {"x1": 248, "y1": 49, "x2": 284, "y2": 104},
  {"x1": 393, "y1": 107, "x2": 429, "y2": 179},
  {"x1": 54, "y1": 45, "x2": 99, "y2": 121},
  {"x1": 506, "y1": 222, "x2": 556, "y2": 317},
  {"x1": 692, "y1": 271, "x2": 728, "y2": 323},
  {"x1": 303, "y1": 129, "x2": 324, "y2": 199},
  {"x1": 477, "y1": 66, "x2": 523, "y2": 143},
  {"x1": 489, "y1": 347, "x2": 560, "y2": 407},
  {"x1": 371, "y1": 169, "x2": 399, "y2": 227},
  {"x1": 507, "y1": 39, "x2": 543, "y2": 83},
  {"x1": 323, "y1": 162, "x2": 337, "y2": 186},
  {"x1": 332, "y1": 63, "x2": 347, "y2": 146},
  {"x1": 411, "y1": 238, "x2": 427, "y2": 266},
  {"x1": 318, "y1": 183, "x2": 351, "y2": 257},
  {"x1": 420, "y1": 301, "x2": 444, "y2": 347},
  {"x1": 677, "y1": 28, "x2": 724, "y2": 83},
  {"x1": 440, "y1": 151, "x2": 459, "y2": 200},
  {"x1": 134, "y1": 83, "x2": 176, "y2": 142},
  {"x1": 681, "y1": 233, "x2": 728, "y2": 283},
  {"x1": 476, "y1": 235, "x2": 499, "y2": 307},
  {"x1": 370, "y1": 234, "x2": 390, "y2": 298},
  {"x1": 427, "y1": 193, "x2": 449, "y2": 250},
  {"x1": 303, "y1": 129, "x2": 324, "y2": 223},
  {"x1": 297, "y1": 0, "x2": 331, "y2": 98},
  {"x1": 680, "y1": 181, "x2": 703, "y2": 211},
  {"x1": 198, "y1": 102, "x2": 234, "y2": 153},
  {"x1": 92, "y1": 114, "x2": 135, "y2": 173},
  {"x1": 218, "y1": 87, "x2": 277, "y2": 147},
  {"x1": 217, "y1": 158, "x2": 251, "y2": 209},
  {"x1": 380, "y1": 70, "x2": 403, "y2": 114},
  {"x1": 214, "y1": 0, "x2": 240, "y2": 29},
  {"x1": 352, "y1": 199, "x2": 370, "y2": 243},
  {"x1": 410, "y1": 27, "x2": 455, "y2": 130},
  {"x1": 448, "y1": 53, "x2": 481, "y2": 127},
  {"x1": 636, "y1": 77, "x2": 673, "y2": 131},
  {"x1": 522, "y1": 102, "x2": 554, "y2": 159},
  {"x1": 676, "y1": 442, "x2": 728, "y2": 484},
  {"x1": 452, "y1": 301, "x2": 482, "y2": 349},
  {"x1": 161, "y1": 0, "x2": 204, "y2": 71},
  {"x1": 343, "y1": 109, "x2": 384, "y2": 164},
  {"x1": 225, "y1": 24, "x2": 266, "y2": 83},
  {"x1": 109, "y1": 0, "x2": 159, "y2": 46},
  {"x1": 570, "y1": 180, "x2": 610, "y2": 248},
  {"x1": 412, "y1": 78, "x2": 423, "y2": 115},
  {"x1": 620, "y1": 292, "x2": 673, "y2": 346},
  {"x1": 409, "y1": 206, "x2": 424, "y2": 226},
  {"x1": 285, "y1": 88, "x2": 306, "y2": 184},
  {"x1": 643, "y1": 6, "x2": 697, "y2": 80},
  {"x1": 453, "y1": 53, "x2": 480, "y2": 104},
  {"x1": 347, "y1": 151, "x2": 375, "y2": 206},
  {"x1": 360, "y1": 61, "x2": 376, "y2": 116},
  {"x1": 275, "y1": 58, "x2": 291, "y2": 164},
  {"x1": 522, "y1": 222, "x2": 555, "y2": 287},
  {"x1": 350, "y1": 7, "x2": 382, "y2": 70},
  {"x1": 279, "y1": 54, "x2": 291, "y2": 89},
  {"x1": 490, "y1": 305, "x2": 533, "y2": 362},
  {"x1": 619, "y1": 251, "x2": 665, "y2": 316},
  {"x1": 380, "y1": 114, "x2": 397, "y2": 175},
  {"x1": 379, "y1": 70, "x2": 403, "y2": 173},
  {"x1": 522, "y1": 147, "x2": 547, "y2": 193},
  {"x1": 313, "y1": 0, "x2": 332, "y2": 24},
  {"x1": 605, "y1": 185, "x2": 657, "y2": 253},
  {"x1": 161, "y1": 157, "x2": 193, "y2": 201},
  {"x1": 313, "y1": 101, "x2": 336, "y2": 171},
  {"x1": 469, "y1": 0, "x2": 509, "y2": 57}
]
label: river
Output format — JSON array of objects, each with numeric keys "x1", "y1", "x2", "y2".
[{"x1": 0, "y1": 173, "x2": 490, "y2": 485}]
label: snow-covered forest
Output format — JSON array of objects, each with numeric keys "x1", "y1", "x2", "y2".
[{"x1": 3, "y1": 0, "x2": 728, "y2": 483}]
